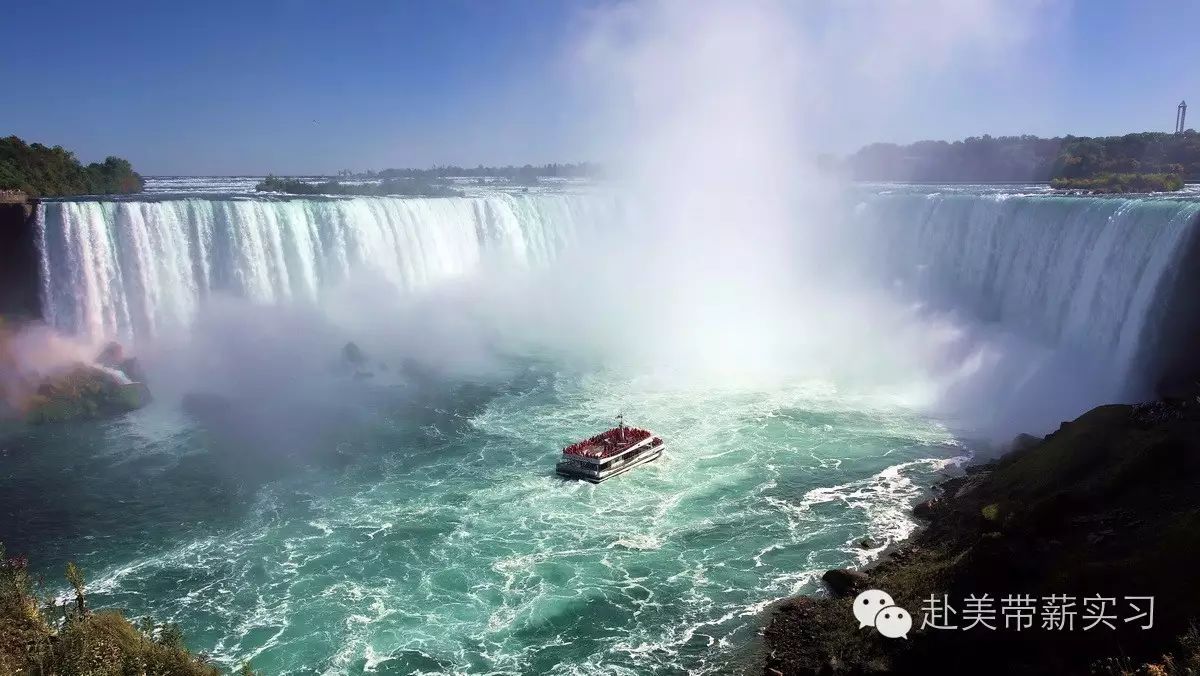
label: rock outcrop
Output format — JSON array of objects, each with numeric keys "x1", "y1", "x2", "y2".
[
  {"x1": 0, "y1": 191, "x2": 40, "y2": 319},
  {"x1": 822, "y1": 569, "x2": 871, "y2": 598},
  {"x1": 1, "y1": 328, "x2": 150, "y2": 423},
  {"x1": 342, "y1": 341, "x2": 366, "y2": 368},
  {"x1": 96, "y1": 341, "x2": 146, "y2": 382},
  {"x1": 762, "y1": 402, "x2": 1200, "y2": 675},
  {"x1": 25, "y1": 364, "x2": 150, "y2": 423},
  {"x1": 340, "y1": 341, "x2": 380, "y2": 380}
]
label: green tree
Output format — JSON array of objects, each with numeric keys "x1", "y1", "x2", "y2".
[
  {"x1": 0, "y1": 541, "x2": 233, "y2": 674},
  {"x1": 847, "y1": 131, "x2": 1200, "y2": 183},
  {"x1": 0, "y1": 135, "x2": 144, "y2": 197},
  {"x1": 64, "y1": 561, "x2": 87, "y2": 615}
]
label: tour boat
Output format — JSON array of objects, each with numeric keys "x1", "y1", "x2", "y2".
[{"x1": 555, "y1": 416, "x2": 664, "y2": 483}]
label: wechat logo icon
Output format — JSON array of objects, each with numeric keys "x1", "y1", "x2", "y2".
[{"x1": 853, "y1": 589, "x2": 912, "y2": 639}]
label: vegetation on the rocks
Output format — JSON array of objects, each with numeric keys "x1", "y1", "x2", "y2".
[
  {"x1": 0, "y1": 324, "x2": 150, "y2": 423},
  {"x1": 847, "y1": 131, "x2": 1200, "y2": 188},
  {"x1": 255, "y1": 175, "x2": 463, "y2": 197},
  {"x1": 763, "y1": 400, "x2": 1200, "y2": 675},
  {"x1": 0, "y1": 136, "x2": 143, "y2": 198},
  {"x1": 0, "y1": 544, "x2": 255, "y2": 675},
  {"x1": 1050, "y1": 172, "x2": 1184, "y2": 193},
  {"x1": 24, "y1": 365, "x2": 150, "y2": 424}
]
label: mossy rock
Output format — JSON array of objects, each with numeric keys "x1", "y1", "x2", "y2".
[
  {"x1": 25, "y1": 396, "x2": 83, "y2": 424},
  {"x1": 25, "y1": 364, "x2": 150, "y2": 424},
  {"x1": 980, "y1": 503, "x2": 1001, "y2": 522},
  {"x1": 114, "y1": 382, "x2": 152, "y2": 409}
]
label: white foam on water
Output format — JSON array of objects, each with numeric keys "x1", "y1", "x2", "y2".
[
  {"x1": 33, "y1": 180, "x2": 1200, "y2": 674},
  {"x1": 60, "y1": 368, "x2": 961, "y2": 674}
]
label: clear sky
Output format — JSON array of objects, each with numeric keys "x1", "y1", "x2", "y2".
[{"x1": 2, "y1": 0, "x2": 1197, "y2": 175}]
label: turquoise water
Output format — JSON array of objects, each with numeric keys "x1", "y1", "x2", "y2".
[
  {"x1": 3, "y1": 362, "x2": 962, "y2": 674},
  {"x1": 27, "y1": 182, "x2": 1199, "y2": 673}
]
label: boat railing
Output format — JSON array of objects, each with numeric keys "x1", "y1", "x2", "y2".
[
  {"x1": 561, "y1": 428, "x2": 655, "y2": 459},
  {"x1": 561, "y1": 436, "x2": 663, "y2": 465}
]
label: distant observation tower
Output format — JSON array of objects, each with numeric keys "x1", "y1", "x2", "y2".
[{"x1": 1177, "y1": 100, "x2": 1188, "y2": 134}]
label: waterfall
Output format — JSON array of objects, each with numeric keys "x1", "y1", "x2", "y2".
[
  {"x1": 36, "y1": 187, "x2": 1200, "y2": 402},
  {"x1": 37, "y1": 193, "x2": 613, "y2": 343},
  {"x1": 852, "y1": 191, "x2": 1200, "y2": 396}
]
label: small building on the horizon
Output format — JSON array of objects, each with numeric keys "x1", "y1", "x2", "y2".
[{"x1": 1177, "y1": 100, "x2": 1188, "y2": 134}]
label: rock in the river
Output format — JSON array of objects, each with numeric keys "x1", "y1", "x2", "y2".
[
  {"x1": 96, "y1": 341, "x2": 125, "y2": 366},
  {"x1": 116, "y1": 357, "x2": 146, "y2": 383},
  {"x1": 115, "y1": 381, "x2": 151, "y2": 409},
  {"x1": 342, "y1": 341, "x2": 367, "y2": 367},
  {"x1": 26, "y1": 363, "x2": 150, "y2": 423},
  {"x1": 95, "y1": 340, "x2": 146, "y2": 382}
]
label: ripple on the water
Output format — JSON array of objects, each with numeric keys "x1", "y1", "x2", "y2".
[{"x1": 34, "y1": 373, "x2": 964, "y2": 674}]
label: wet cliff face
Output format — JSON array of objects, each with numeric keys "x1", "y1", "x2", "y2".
[
  {"x1": 1151, "y1": 213, "x2": 1200, "y2": 398},
  {"x1": 0, "y1": 195, "x2": 41, "y2": 319}
]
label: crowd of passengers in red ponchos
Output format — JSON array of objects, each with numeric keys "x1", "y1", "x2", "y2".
[{"x1": 562, "y1": 427, "x2": 662, "y2": 459}]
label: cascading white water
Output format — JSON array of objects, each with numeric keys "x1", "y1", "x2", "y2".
[
  {"x1": 35, "y1": 186, "x2": 1200, "y2": 403},
  {"x1": 37, "y1": 193, "x2": 613, "y2": 343},
  {"x1": 851, "y1": 190, "x2": 1200, "y2": 398},
  {"x1": 19, "y1": 184, "x2": 1200, "y2": 674}
]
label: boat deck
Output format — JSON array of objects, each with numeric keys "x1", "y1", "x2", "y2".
[{"x1": 557, "y1": 425, "x2": 664, "y2": 482}]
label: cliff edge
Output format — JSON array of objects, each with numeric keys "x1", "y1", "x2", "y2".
[{"x1": 0, "y1": 191, "x2": 40, "y2": 319}]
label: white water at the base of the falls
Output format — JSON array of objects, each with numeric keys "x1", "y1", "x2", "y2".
[
  {"x1": 37, "y1": 193, "x2": 616, "y2": 344},
  {"x1": 9, "y1": 366, "x2": 967, "y2": 675}
]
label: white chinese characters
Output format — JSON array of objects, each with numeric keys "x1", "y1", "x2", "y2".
[{"x1": 918, "y1": 594, "x2": 1154, "y2": 632}]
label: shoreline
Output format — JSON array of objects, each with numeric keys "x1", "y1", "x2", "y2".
[
  {"x1": 755, "y1": 396, "x2": 1200, "y2": 674},
  {"x1": 739, "y1": 446, "x2": 976, "y2": 674}
]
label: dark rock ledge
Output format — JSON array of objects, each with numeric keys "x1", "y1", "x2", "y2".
[{"x1": 760, "y1": 399, "x2": 1200, "y2": 675}]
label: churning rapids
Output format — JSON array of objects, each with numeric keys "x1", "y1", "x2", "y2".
[{"x1": 5, "y1": 179, "x2": 1200, "y2": 674}]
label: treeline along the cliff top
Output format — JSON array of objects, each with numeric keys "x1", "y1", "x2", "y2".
[
  {"x1": 847, "y1": 130, "x2": 1200, "y2": 183},
  {"x1": 0, "y1": 135, "x2": 143, "y2": 198},
  {"x1": 255, "y1": 175, "x2": 465, "y2": 197}
]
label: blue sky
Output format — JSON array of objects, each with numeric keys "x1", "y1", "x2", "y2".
[{"x1": 2, "y1": 1, "x2": 1197, "y2": 175}]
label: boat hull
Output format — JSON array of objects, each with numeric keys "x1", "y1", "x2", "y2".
[{"x1": 556, "y1": 447, "x2": 664, "y2": 483}]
